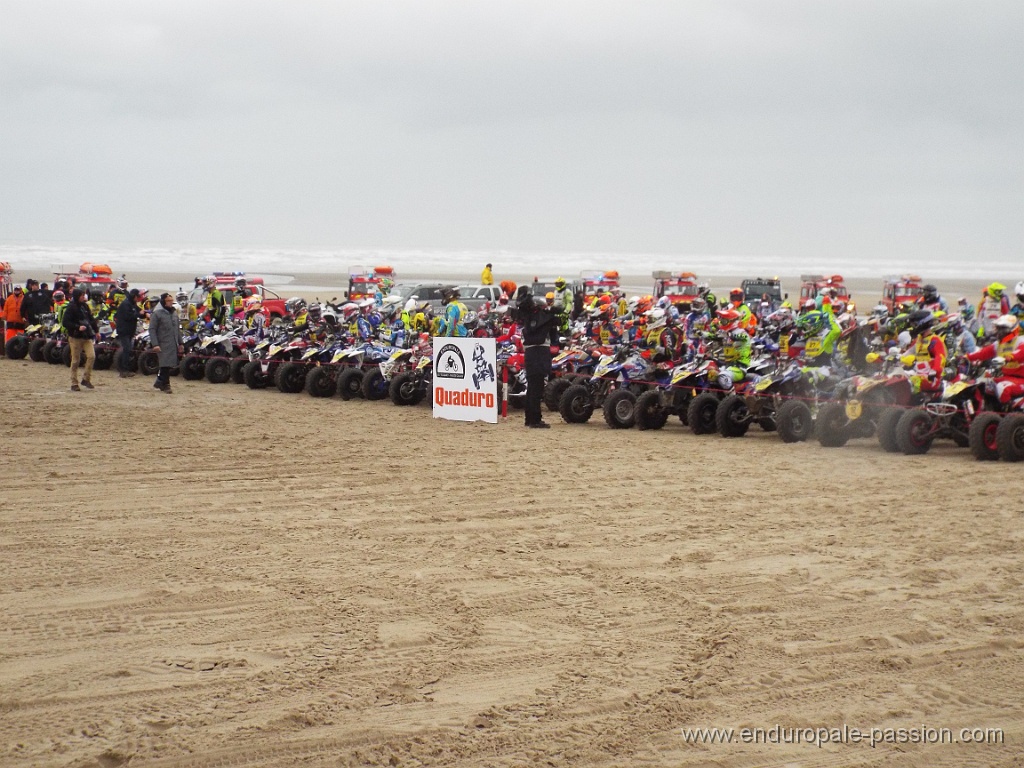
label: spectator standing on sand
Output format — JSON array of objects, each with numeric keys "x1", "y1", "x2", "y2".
[
  {"x1": 114, "y1": 288, "x2": 145, "y2": 378},
  {"x1": 149, "y1": 293, "x2": 183, "y2": 394},
  {"x1": 3, "y1": 284, "x2": 26, "y2": 345},
  {"x1": 481, "y1": 263, "x2": 493, "y2": 286},
  {"x1": 514, "y1": 286, "x2": 560, "y2": 429},
  {"x1": 62, "y1": 288, "x2": 98, "y2": 392}
]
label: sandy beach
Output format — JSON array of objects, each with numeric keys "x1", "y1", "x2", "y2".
[{"x1": 1, "y1": 353, "x2": 1022, "y2": 767}]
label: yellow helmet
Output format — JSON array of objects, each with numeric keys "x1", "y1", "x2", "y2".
[
  {"x1": 988, "y1": 282, "x2": 1006, "y2": 297},
  {"x1": 555, "y1": 277, "x2": 566, "y2": 288},
  {"x1": 545, "y1": 292, "x2": 555, "y2": 301}
]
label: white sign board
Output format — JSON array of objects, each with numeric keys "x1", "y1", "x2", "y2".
[{"x1": 433, "y1": 337, "x2": 498, "y2": 423}]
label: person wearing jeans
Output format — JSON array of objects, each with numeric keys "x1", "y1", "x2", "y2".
[{"x1": 113, "y1": 288, "x2": 144, "y2": 377}]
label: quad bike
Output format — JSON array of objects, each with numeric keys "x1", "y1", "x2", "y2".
[
  {"x1": 892, "y1": 378, "x2": 986, "y2": 455},
  {"x1": 685, "y1": 356, "x2": 774, "y2": 435},
  {"x1": 715, "y1": 362, "x2": 836, "y2": 442},
  {"x1": 814, "y1": 352, "x2": 925, "y2": 449},
  {"x1": 633, "y1": 355, "x2": 720, "y2": 431},
  {"x1": 390, "y1": 355, "x2": 433, "y2": 406},
  {"x1": 558, "y1": 347, "x2": 667, "y2": 428}
]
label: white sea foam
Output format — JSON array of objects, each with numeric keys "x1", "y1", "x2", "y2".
[{"x1": 1, "y1": 242, "x2": 1017, "y2": 284}]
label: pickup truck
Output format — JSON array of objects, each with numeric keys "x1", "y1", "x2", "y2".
[{"x1": 455, "y1": 285, "x2": 504, "y2": 311}]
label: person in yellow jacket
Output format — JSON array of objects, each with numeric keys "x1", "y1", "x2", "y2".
[{"x1": 481, "y1": 263, "x2": 494, "y2": 286}]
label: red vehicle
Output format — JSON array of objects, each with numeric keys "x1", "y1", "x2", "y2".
[
  {"x1": 881, "y1": 274, "x2": 924, "y2": 313},
  {"x1": 799, "y1": 274, "x2": 850, "y2": 305},
  {"x1": 580, "y1": 270, "x2": 620, "y2": 301},
  {"x1": 52, "y1": 262, "x2": 119, "y2": 294},
  {"x1": 347, "y1": 266, "x2": 396, "y2": 302},
  {"x1": 652, "y1": 270, "x2": 700, "y2": 307},
  {"x1": 190, "y1": 272, "x2": 287, "y2": 321}
]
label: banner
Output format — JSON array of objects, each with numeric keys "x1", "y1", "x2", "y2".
[{"x1": 433, "y1": 337, "x2": 498, "y2": 423}]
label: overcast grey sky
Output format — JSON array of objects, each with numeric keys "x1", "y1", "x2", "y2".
[{"x1": 1, "y1": 1, "x2": 1021, "y2": 260}]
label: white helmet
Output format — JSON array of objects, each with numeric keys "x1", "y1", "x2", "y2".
[
  {"x1": 645, "y1": 307, "x2": 666, "y2": 329},
  {"x1": 627, "y1": 295, "x2": 640, "y2": 312},
  {"x1": 382, "y1": 295, "x2": 403, "y2": 309},
  {"x1": 994, "y1": 314, "x2": 1019, "y2": 334},
  {"x1": 1015, "y1": 281, "x2": 1024, "y2": 300},
  {"x1": 403, "y1": 296, "x2": 418, "y2": 313}
]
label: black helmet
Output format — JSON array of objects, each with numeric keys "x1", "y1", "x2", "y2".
[
  {"x1": 922, "y1": 284, "x2": 938, "y2": 302},
  {"x1": 908, "y1": 308, "x2": 936, "y2": 335},
  {"x1": 90, "y1": 290, "x2": 103, "y2": 302}
]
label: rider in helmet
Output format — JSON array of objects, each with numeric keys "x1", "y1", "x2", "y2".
[
  {"x1": 438, "y1": 287, "x2": 468, "y2": 337},
  {"x1": 977, "y1": 283, "x2": 1011, "y2": 340},
  {"x1": 728, "y1": 288, "x2": 756, "y2": 333},
  {"x1": 795, "y1": 308, "x2": 842, "y2": 367},
  {"x1": 918, "y1": 284, "x2": 948, "y2": 313},
  {"x1": 944, "y1": 313, "x2": 977, "y2": 356},
  {"x1": 204, "y1": 276, "x2": 226, "y2": 325},
  {"x1": 966, "y1": 314, "x2": 1024, "y2": 405},
  {"x1": 903, "y1": 309, "x2": 947, "y2": 393},
  {"x1": 232, "y1": 277, "x2": 251, "y2": 315},
  {"x1": 88, "y1": 289, "x2": 109, "y2": 320},
  {"x1": 551, "y1": 277, "x2": 573, "y2": 334},
  {"x1": 641, "y1": 307, "x2": 679, "y2": 363},
  {"x1": 244, "y1": 295, "x2": 268, "y2": 331},
  {"x1": 1011, "y1": 282, "x2": 1024, "y2": 322}
]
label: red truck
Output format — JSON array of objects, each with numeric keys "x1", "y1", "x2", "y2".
[
  {"x1": 347, "y1": 266, "x2": 396, "y2": 302},
  {"x1": 189, "y1": 273, "x2": 288, "y2": 321},
  {"x1": 52, "y1": 262, "x2": 119, "y2": 294},
  {"x1": 799, "y1": 274, "x2": 850, "y2": 305},
  {"x1": 881, "y1": 274, "x2": 924, "y2": 313},
  {"x1": 653, "y1": 270, "x2": 701, "y2": 308}
]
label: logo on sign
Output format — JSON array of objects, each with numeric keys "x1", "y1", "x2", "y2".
[{"x1": 436, "y1": 344, "x2": 466, "y2": 379}]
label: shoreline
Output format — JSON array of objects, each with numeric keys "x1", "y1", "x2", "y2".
[{"x1": 94, "y1": 270, "x2": 995, "y2": 312}]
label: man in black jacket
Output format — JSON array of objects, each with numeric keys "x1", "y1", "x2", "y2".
[
  {"x1": 20, "y1": 279, "x2": 47, "y2": 324},
  {"x1": 514, "y1": 286, "x2": 560, "y2": 429},
  {"x1": 113, "y1": 288, "x2": 145, "y2": 377},
  {"x1": 62, "y1": 289, "x2": 99, "y2": 391}
]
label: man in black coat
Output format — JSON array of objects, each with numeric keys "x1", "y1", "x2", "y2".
[
  {"x1": 514, "y1": 286, "x2": 560, "y2": 429},
  {"x1": 20, "y1": 279, "x2": 47, "y2": 324},
  {"x1": 113, "y1": 288, "x2": 145, "y2": 377}
]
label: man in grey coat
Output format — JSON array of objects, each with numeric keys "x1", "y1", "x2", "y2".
[{"x1": 149, "y1": 293, "x2": 183, "y2": 393}]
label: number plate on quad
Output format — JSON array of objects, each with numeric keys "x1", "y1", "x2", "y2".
[{"x1": 845, "y1": 400, "x2": 862, "y2": 419}]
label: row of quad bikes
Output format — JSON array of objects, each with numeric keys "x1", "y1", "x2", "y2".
[
  {"x1": 540, "y1": 342, "x2": 1024, "y2": 462},
  {"x1": 7, "y1": 321, "x2": 1024, "y2": 462}
]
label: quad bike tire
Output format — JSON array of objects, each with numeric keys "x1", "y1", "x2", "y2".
[
  {"x1": 28, "y1": 338, "x2": 47, "y2": 362},
  {"x1": 895, "y1": 408, "x2": 934, "y2": 455},
  {"x1": 603, "y1": 389, "x2": 637, "y2": 429},
  {"x1": 205, "y1": 357, "x2": 232, "y2": 384},
  {"x1": 93, "y1": 349, "x2": 115, "y2": 370},
  {"x1": 275, "y1": 361, "x2": 307, "y2": 393},
  {"x1": 776, "y1": 399, "x2": 814, "y2": 443},
  {"x1": 814, "y1": 402, "x2": 851, "y2": 447},
  {"x1": 361, "y1": 367, "x2": 389, "y2": 400},
  {"x1": 138, "y1": 350, "x2": 160, "y2": 376},
  {"x1": 715, "y1": 394, "x2": 751, "y2": 438},
  {"x1": 968, "y1": 412, "x2": 1001, "y2": 461},
  {"x1": 995, "y1": 413, "x2": 1024, "y2": 462},
  {"x1": 230, "y1": 357, "x2": 249, "y2": 384},
  {"x1": 336, "y1": 367, "x2": 365, "y2": 400},
  {"x1": 243, "y1": 360, "x2": 270, "y2": 389},
  {"x1": 390, "y1": 371, "x2": 425, "y2": 406},
  {"x1": 5, "y1": 335, "x2": 29, "y2": 360},
  {"x1": 304, "y1": 366, "x2": 336, "y2": 398},
  {"x1": 876, "y1": 407, "x2": 905, "y2": 453},
  {"x1": 180, "y1": 354, "x2": 206, "y2": 381},
  {"x1": 635, "y1": 390, "x2": 669, "y2": 431},
  {"x1": 44, "y1": 340, "x2": 63, "y2": 365},
  {"x1": 687, "y1": 392, "x2": 720, "y2": 435},
  {"x1": 558, "y1": 384, "x2": 594, "y2": 424},
  {"x1": 544, "y1": 377, "x2": 573, "y2": 413}
]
